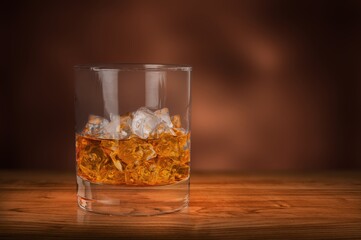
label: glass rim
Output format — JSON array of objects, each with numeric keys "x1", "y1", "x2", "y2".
[{"x1": 74, "y1": 63, "x2": 192, "y2": 71}]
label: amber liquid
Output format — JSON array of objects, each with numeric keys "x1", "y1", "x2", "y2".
[{"x1": 76, "y1": 131, "x2": 190, "y2": 186}]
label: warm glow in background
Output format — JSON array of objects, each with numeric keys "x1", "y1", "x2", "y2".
[{"x1": 2, "y1": 1, "x2": 361, "y2": 171}]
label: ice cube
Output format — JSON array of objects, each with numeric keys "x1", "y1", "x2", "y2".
[
  {"x1": 131, "y1": 107, "x2": 160, "y2": 139},
  {"x1": 151, "y1": 122, "x2": 175, "y2": 138},
  {"x1": 104, "y1": 114, "x2": 120, "y2": 133},
  {"x1": 82, "y1": 115, "x2": 109, "y2": 136},
  {"x1": 154, "y1": 108, "x2": 173, "y2": 128},
  {"x1": 104, "y1": 113, "x2": 132, "y2": 139},
  {"x1": 116, "y1": 138, "x2": 157, "y2": 164},
  {"x1": 151, "y1": 108, "x2": 176, "y2": 137},
  {"x1": 171, "y1": 115, "x2": 182, "y2": 128}
]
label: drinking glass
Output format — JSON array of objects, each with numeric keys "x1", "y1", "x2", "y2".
[{"x1": 74, "y1": 64, "x2": 191, "y2": 215}]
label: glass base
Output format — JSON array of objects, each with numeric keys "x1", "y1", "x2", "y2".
[{"x1": 76, "y1": 176, "x2": 189, "y2": 216}]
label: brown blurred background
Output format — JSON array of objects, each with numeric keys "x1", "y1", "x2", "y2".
[{"x1": 2, "y1": 0, "x2": 361, "y2": 171}]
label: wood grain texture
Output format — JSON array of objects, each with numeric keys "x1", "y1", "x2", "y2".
[{"x1": 0, "y1": 170, "x2": 360, "y2": 239}]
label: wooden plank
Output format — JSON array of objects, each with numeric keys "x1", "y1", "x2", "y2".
[{"x1": 0, "y1": 171, "x2": 360, "y2": 239}]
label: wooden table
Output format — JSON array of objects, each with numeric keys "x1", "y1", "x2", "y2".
[{"x1": 0, "y1": 170, "x2": 360, "y2": 239}]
